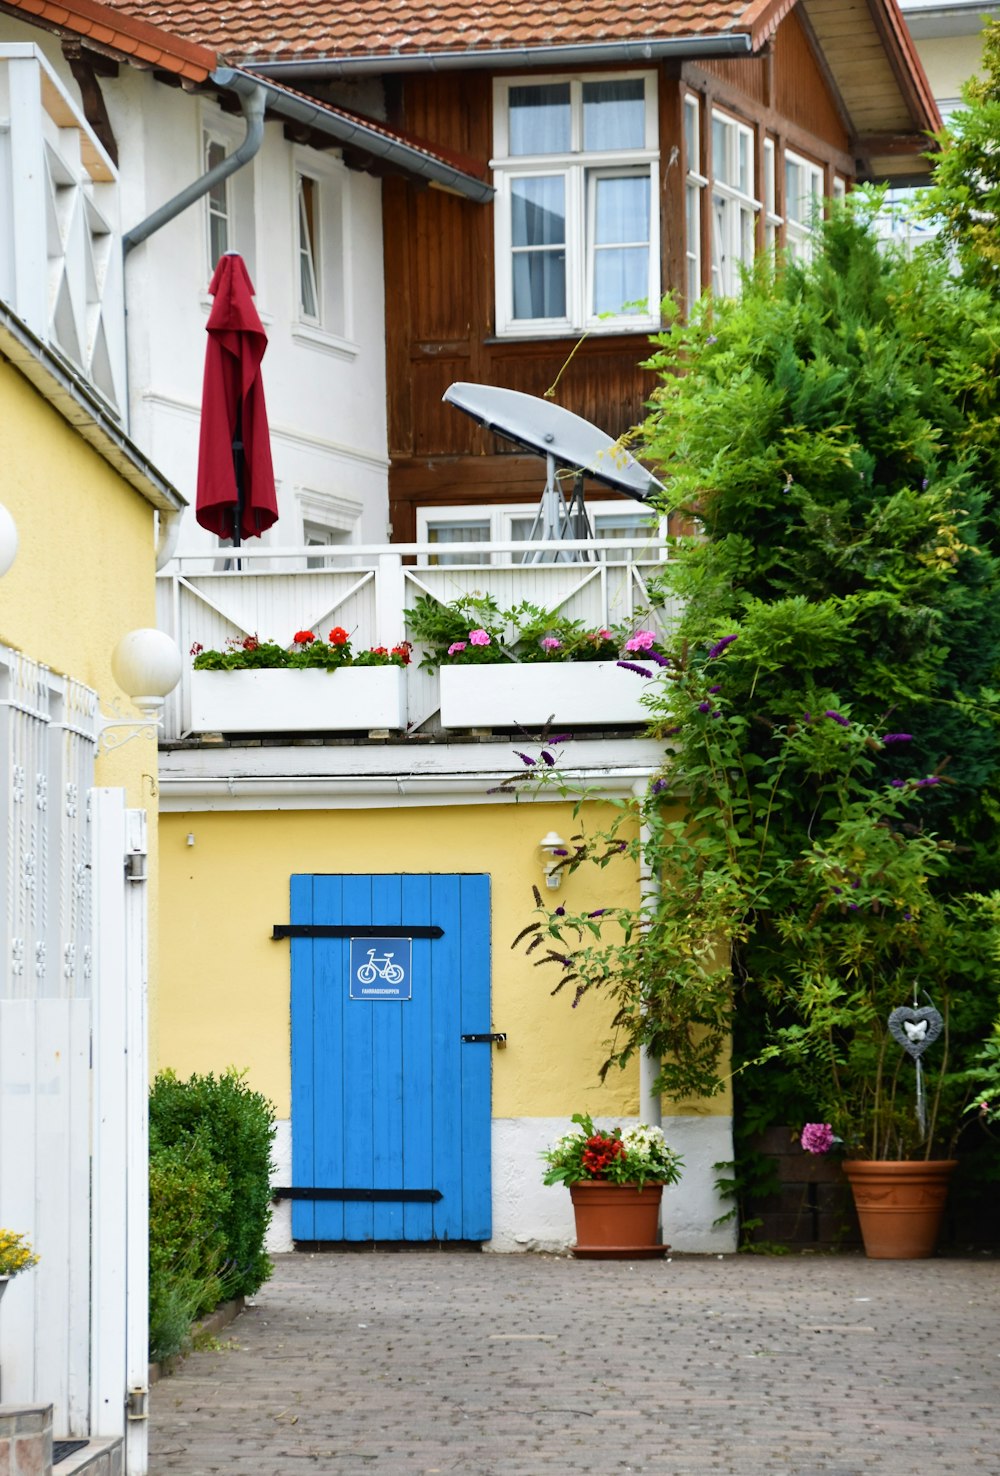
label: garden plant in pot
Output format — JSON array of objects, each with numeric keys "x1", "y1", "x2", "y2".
[
  {"x1": 543, "y1": 1114, "x2": 683, "y2": 1259},
  {"x1": 764, "y1": 809, "x2": 995, "y2": 1259},
  {"x1": 0, "y1": 1228, "x2": 38, "y2": 1299}
]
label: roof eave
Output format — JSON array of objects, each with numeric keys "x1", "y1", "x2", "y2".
[{"x1": 243, "y1": 31, "x2": 754, "y2": 81}]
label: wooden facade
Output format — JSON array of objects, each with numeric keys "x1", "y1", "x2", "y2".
[{"x1": 382, "y1": 8, "x2": 855, "y2": 540}]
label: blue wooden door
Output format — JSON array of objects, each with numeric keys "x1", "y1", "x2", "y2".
[{"x1": 290, "y1": 873, "x2": 492, "y2": 1241}]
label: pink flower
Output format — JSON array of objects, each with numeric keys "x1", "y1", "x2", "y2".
[
  {"x1": 800, "y1": 1122, "x2": 835, "y2": 1155},
  {"x1": 447, "y1": 641, "x2": 467, "y2": 656},
  {"x1": 469, "y1": 629, "x2": 491, "y2": 646},
  {"x1": 624, "y1": 630, "x2": 656, "y2": 652},
  {"x1": 541, "y1": 637, "x2": 562, "y2": 651},
  {"x1": 598, "y1": 629, "x2": 613, "y2": 640}
]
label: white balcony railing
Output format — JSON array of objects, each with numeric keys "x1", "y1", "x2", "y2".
[{"x1": 156, "y1": 538, "x2": 673, "y2": 740}]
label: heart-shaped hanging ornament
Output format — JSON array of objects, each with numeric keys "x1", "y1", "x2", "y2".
[{"x1": 888, "y1": 1005, "x2": 944, "y2": 1059}]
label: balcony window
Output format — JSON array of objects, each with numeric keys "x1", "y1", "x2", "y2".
[{"x1": 710, "y1": 110, "x2": 759, "y2": 297}]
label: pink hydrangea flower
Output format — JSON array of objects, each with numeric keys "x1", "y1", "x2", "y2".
[
  {"x1": 447, "y1": 641, "x2": 467, "y2": 656},
  {"x1": 800, "y1": 1122, "x2": 835, "y2": 1155},
  {"x1": 541, "y1": 637, "x2": 562, "y2": 651},
  {"x1": 624, "y1": 630, "x2": 656, "y2": 652},
  {"x1": 469, "y1": 629, "x2": 491, "y2": 646}
]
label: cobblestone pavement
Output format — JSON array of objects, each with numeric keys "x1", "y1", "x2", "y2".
[{"x1": 149, "y1": 1250, "x2": 1000, "y2": 1476}]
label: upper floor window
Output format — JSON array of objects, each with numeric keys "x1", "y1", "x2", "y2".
[
  {"x1": 785, "y1": 150, "x2": 824, "y2": 262},
  {"x1": 292, "y1": 152, "x2": 351, "y2": 352},
  {"x1": 710, "y1": 110, "x2": 758, "y2": 297},
  {"x1": 417, "y1": 501, "x2": 665, "y2": 566},
  {"x1": 492, "y1": 74, "x2": 659, "y2": 336},
  {"x1": 684, "y1": 94, "x2": 706, "y2": 307},
  {"x1": 202, "y1": 116, "x2": 256, "y2": 281}
]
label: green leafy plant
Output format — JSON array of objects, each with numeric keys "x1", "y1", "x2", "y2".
[
  {"x1": 190, "y1": 630, "x2": 412, "y2": 671},
  {"x1": 149, "y1": 1070, "x2": 276, "y2": 1299},
  {"x1": 542, "y1": 1113, "x2": 683, "y2": 1189},
  {"x1": 404, "y1": 593, "x2": 662, "y2": 669},
  {"x1": 148, "y1": 1129, "x2": 230, "y2": 1362}
]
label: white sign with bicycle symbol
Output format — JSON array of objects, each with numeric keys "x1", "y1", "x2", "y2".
[{"x1": 349, "y1": 936, "x2": 412, "y2": 1000}]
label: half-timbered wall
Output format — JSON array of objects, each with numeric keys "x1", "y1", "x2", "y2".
[{"x1": 384, "y1": 10, "x2": 857, "y2": 540}]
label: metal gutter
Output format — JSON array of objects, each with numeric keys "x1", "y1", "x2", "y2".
[
  {"x1": 246, "y1": 32, "x2": 754, "y2": 81},
  {"x1": 122, "y1": 81, "x2": 266, "y2": 255},
  {"x1": 0, "y1": 300, "x2": 185, "y2": 515},
  {"x1": 219, "y1": 67, "x2": 495, "y2": 202}
]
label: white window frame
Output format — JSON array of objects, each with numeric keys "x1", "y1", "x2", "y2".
[
  {"x1": 201, "y1": 107, "x2": 258, "y2": 286},
  {"x1": 492, "y1": 72, "x2": 660, "y2": 337},
  {"x1": 785, "y1": 149, "x2": 824, "y2": 262},
  {"x1": 416, "y1": 500, "x2": 666, "y2": 565},
  {"x1": 710, "y1": 109, "x2": 759, "y2": 298},
  {"x1": 291, "y1": 149, "x2": 357, "y2": 357},
  {"x1": 763, "y1": 137, "x2": 782, "y2": 257},
  {"x1": 684, "y1": 93, "x2": 707, "y2": 307}
]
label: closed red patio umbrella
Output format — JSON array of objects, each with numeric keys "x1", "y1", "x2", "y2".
[{"x1": 195, "y1": 252, "x2": 278, "y2": 544}]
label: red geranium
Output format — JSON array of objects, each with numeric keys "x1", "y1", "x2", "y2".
[
  {"x1": 329, "y1": 627, "x2": 349, "y2": 646},
  {"x1": 581, "y1": 1134, "x2": 625, "y2": 1179},
  {"x1": 391, "y1": 642, "x2": 413, "y2": 666},
  {"x1": 293, "y1": 630, "x2": 315, "y2": 645}
]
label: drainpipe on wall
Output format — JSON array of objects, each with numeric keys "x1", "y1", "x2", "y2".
[
  {"x1": 633, "y1": 776, "x2": 662, "y2": 1128},
  {"x1": 122, "y1": 81, "x2": 266, "y2": 255}
]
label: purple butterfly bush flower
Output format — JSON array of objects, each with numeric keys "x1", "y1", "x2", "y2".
[
  {"x1": 708, "y1": 684, "x2": 721, "y2": 694},
  {"x1": 515, "y1": 752, "x2": 536, "y2": 766},
  {"x1": 882, "y1": 733, "x2": 913, "y2": 744},
  {"x1": 890, "y1": 779, "x2": 906, "y2": 788},
  {"x1": 646, "y1": 649, "x2": 672, "y2": 667},
  {"x1": 824, "y1": 709, "x2": 850, "y2": 727},
  {"x1": 698, "y1": 701, "x2": 712, "y2": 713},
  {"x1": 617, "y1": 660, "x2": 652, "y2": 678},
  {"x1": 916, "y1": 776, "x2": 941, "y2": 787},
  {"x1": 650, "y1": 778, "x2": 669, "y2": 795},
  {"x1": 800, "y1": 1122, "x2": 835, "y2": 1155},
  {"x1": 707, "y1": 634, "x2": 738, "y2": 659},
  {"x1": 540, "y1": 750, "x2": 555, "y2": 766}
]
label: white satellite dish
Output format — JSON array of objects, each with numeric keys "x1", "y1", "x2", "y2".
[{"x1": 443, "y1": 382, "x2": 663, "y2": 557}]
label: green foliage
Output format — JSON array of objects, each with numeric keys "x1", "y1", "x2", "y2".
[
  {"x1": 403, "y1": 594, "x2": 648, "y2": 668},
  {"x1": 923, "y1": 21, "x2": 1000, "y2": 296},
  {"x1": 149, "y1": 1070, "x2": 276, "y2": 1299},
  {"x1": 148, "y1": 1130, "x2": 229, "y2": 1361},
  {"x1": 517, "y1": 203, "x2": 1000, "y2": 1167},
  {"x1": 541, "y1": 1113, "x2": 683, "y2": 1188}
]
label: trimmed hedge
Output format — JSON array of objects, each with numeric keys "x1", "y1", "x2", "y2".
[{"x1": 149, "y1": 1070, "x2": 276, "y2": 1360}]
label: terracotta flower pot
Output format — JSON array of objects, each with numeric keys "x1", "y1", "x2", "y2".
[
  {"x1": 842, "y1": 1159, "x2": 957, "y2": 1259},
  {"x1": 569, "y1": 1181, "x2": 668, "y2": 1259}
]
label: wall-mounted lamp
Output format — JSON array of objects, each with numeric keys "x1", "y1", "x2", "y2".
[
  {"x1": 0, "y1": 502, "x2": 19, "y2": 577},
  {"x1": 539, "y1": 831, "x2": 567, "y2": 891},
  {"x1": 98, "y1": 627, "x2": 182, "y2": 754}
]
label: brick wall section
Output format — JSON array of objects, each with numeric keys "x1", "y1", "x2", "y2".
[
  {"x1": 745, "y1": 1127, "x2": 862, "y2": 1250},
  {"x1": 0, "y1": 1404, "x2": 53, "y2": 1476}
]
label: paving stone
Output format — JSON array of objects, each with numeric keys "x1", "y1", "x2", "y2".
[{"x1": 150, "y1": 1251, "x2": 1000, "y2": 1475}]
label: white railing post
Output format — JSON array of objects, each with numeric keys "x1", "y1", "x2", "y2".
[
  {"x1": 375, "y1": 551, "x2": 406, "y2": 645},
  {"x1": 123, "y1": 807, "x2": 149, "y2": 1476},
  {"x1": 90, "y1": 789, "x2": 128, "y2": 1446}
]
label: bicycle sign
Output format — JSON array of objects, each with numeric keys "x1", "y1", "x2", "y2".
[{"x1": 349, "y1": 936, "x2": 412, "y2": 1001}]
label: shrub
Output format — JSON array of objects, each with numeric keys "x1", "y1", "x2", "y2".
[
  {"x1": 148, "y1": 1129, "x2": 230, "y2": 1361},
  {"x1": 149, "y1": 1069, "x2": 276, "y2": 1299}
]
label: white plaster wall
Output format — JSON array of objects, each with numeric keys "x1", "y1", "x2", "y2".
[
  {"x1": 62, "y1": 62, "x2": 389, "y2": 553},
  {"x1": 265, "y1": 1113, "x2": 737, "y2": 1256}
]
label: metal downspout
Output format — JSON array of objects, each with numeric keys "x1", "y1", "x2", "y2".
[{"x1": 122, "y1": 82, "x2": 266, "y2": 255}]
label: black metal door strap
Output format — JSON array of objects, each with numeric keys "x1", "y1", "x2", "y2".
[
  {"x1": 461, "y1": 1033, "x2": 507, "y2": 1045},
  {"x1": 272, "y1": 925, "x2": 444, "y2": 939},
  {"x1": 272, "y1": 1187, "x2": 442, "y2": 1203}
]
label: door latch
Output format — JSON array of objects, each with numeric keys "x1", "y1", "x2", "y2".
[{"x1": 461, "y1": 1032, "x2": 506, "y2": 1048}]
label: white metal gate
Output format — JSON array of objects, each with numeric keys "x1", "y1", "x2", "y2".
[{"x1": 0, "y1": 645, "x2": 148, "y2": 1471}]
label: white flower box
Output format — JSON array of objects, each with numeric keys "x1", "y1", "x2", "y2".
[
  {"x1": 438, "y1": 660, "x2": 650, "y2": 729},
  {"x1": 189, "y1": 667, "x2": 406, "y2": 734}
]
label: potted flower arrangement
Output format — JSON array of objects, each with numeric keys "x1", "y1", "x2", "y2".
[
  {"x1": 403, "y1": 594, "x2": 666, "y2": 727},
  {"x1": 187, "y1": 628, "x2": 411, "y2": 734},
  {"x1": 542, "y1": 1114, "x2": 683, "y2": 1258},
  {"x1": 0, "y1": 1228, "x2": 39, "y2": 1299},
  {"x1": 764, "y1": 807, "x2": 997, "y2": 1258}
]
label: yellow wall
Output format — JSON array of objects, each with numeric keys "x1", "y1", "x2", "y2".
[
  {"x1": 158, "y1": 800, "x2": 661, "y2": 1120},
  {"x1": 0, "y1": 357, "x2": 163, "y2": 964}
]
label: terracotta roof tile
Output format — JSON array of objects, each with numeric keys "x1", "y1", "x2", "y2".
[
  {"x1": 94, "y1": 0, "x2": 761, "y2": 66},
  {"x1": 0, "y1": 0, "x2": 216, "y2": 79}
]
